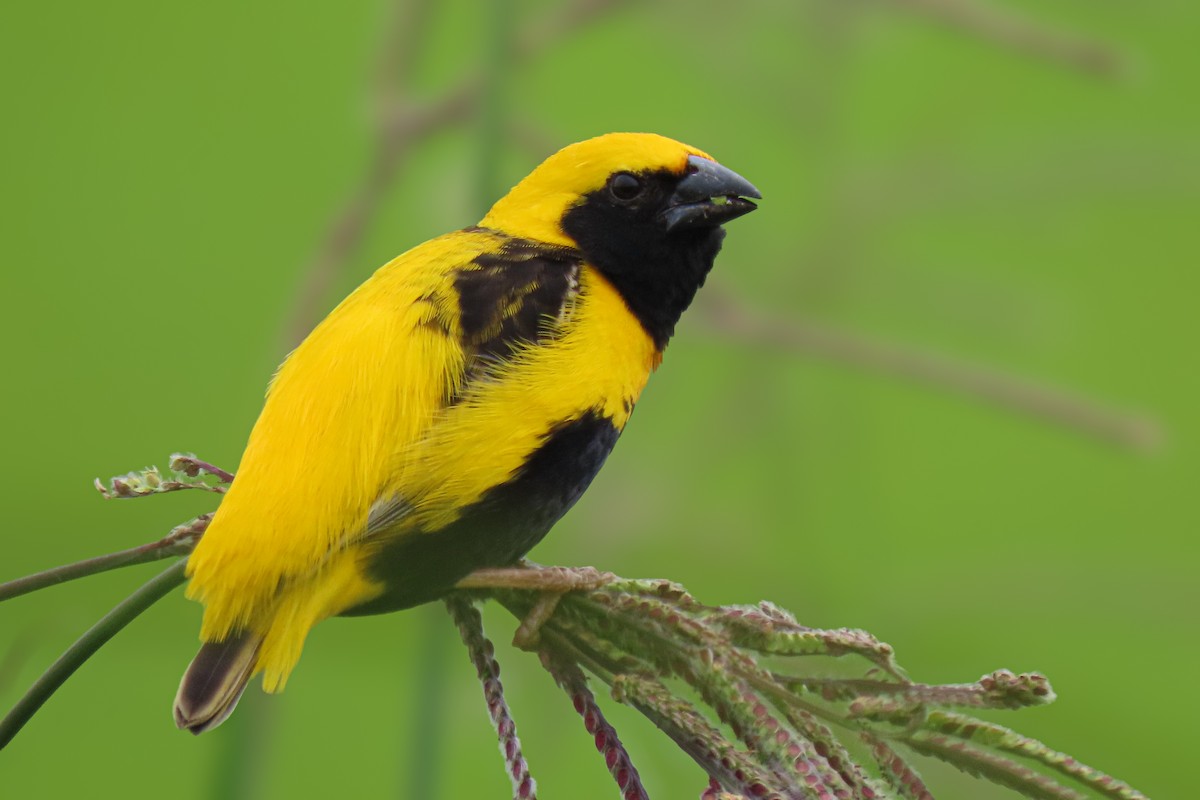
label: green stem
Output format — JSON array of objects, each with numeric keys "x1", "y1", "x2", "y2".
[
  {"x1": 0, "y1": 559, "x2": 188, "y2": 750},
  {"x1": 210, "y1": 689, "x2": 272, "y2": 800},
  {"x1": 402, "y1": 3, "x2": 516, "y2": 797},
  {"x1": 403, "y1": 606, "x2": 454, "y2": 797},
  {"x1": 475, "y1": 0, "x2": 514, "y2": 215},
  {"x1": 0, "y1": 540, "x2": 193, "y2": 603}
]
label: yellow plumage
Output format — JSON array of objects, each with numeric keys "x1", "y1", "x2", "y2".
[{"x1": 175, "y1": 132, "x2": 760, "y2": 729}]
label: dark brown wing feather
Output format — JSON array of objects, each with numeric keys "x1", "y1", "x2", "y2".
[
  {"x1": 363, "y1": 235, "x2": 583, "y2": 533},
  {"x1": 452, "y1": 237, "x2": 582, "y2": 382}
]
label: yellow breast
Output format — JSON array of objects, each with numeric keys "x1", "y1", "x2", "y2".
[{"x1": 387, "y1": 264, "x2": 657, "y2": 532}]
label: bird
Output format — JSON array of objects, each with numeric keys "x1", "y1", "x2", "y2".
[{"x1": 174, "y1": 132, "x2": 760, "y2": 734}]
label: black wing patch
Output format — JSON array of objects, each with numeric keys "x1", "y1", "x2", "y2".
[{"x1": 453, "y1": 237, "x2": 582, "y2": 376}]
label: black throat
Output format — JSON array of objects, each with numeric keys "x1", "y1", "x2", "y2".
[{"x1": 561, "y1": 175, "x2": 728, "y2": 351}]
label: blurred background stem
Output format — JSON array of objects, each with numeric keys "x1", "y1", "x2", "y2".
[
  {"x1": 209, "y1": 689, "x2": 271, "y2": 800},
  {"x1": 404, "y1": 0, "x2": 516, "y2": 796},
  {"x1": 476, "y1": 0, "x2": 515, "y2": 216}
]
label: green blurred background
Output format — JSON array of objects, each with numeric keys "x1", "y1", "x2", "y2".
[{"x1": 2, "y1": 0, "x2": 1195, "y2": 797}]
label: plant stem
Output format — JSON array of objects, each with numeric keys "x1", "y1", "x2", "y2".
[
  {"x1": 0, "y1": 543, "x2": 184, "y2": 603},
  {"x1": 210, "y1": 688, "x2": 272, "y2": 800},
  {"x1": 403, "y1": 605, "x2": 453, "y2": 798},
  {"x1": 0, "y1": 517, "x2": 205, "y2": 603},
  {"x1": 0, "y1": 559, "x2": 188, "y2": 751},
  {"x1": 476, "y1": 0, "x2": 514, "y2": 216},
  {"x1": 445, "y1": 596, "x2": 537, "y2": 799},
  {"x1": 403, "y1": 5, "x2": 518, "y2": 797}
]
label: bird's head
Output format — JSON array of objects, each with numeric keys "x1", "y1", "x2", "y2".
[{"x1": 481, "y1": 132, "x2": 761, "y2": 348}]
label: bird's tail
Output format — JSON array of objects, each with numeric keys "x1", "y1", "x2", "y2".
[{"x1": 173, "y1": 630, "x2": 262, "y2": 734}]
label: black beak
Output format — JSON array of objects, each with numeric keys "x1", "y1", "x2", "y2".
[{"x1": 659, "y1": 155, "x2": 761, "y2": 233}]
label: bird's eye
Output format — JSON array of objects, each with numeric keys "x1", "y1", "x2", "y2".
[{"x1": 608, "y1": 172, "x2": 644, "y2": 202}]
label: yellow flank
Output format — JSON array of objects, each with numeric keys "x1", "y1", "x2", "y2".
[
  {"x1": 183, "y1": 132, "x2": 704, "y2": 693},
  {"x1": 185, "y1": 230, "x2": 500, "y2": 639},
  {"x1": 254, "y1": 546, "x2": 374, "y2": 692}
]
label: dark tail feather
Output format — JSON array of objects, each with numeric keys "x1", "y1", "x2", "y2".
[{"x1": 174, "y1": 631, "x2": 262, "y2": 734}]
